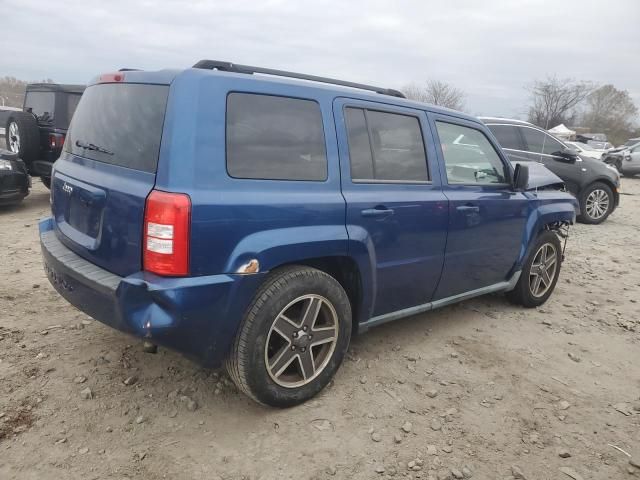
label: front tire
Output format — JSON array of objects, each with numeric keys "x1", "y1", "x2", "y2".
[
  {"x1": 578, "y1": 182, "x2": 614, "y2": 224},
  {"x1": 506, "y1": 230, "x2": 562, "y2": 308},
  {"x1": 226, "y1": 266, "x2": 352, "y2": 407}
]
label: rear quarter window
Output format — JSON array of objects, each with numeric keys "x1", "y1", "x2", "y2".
[{"x1": 226, "y1": 93, "x2": 327, "y2": 181}]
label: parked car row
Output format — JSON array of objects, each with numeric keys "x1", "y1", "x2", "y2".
[{"x1": 602, "y1": 138, "x2": 640, "y2": 177}]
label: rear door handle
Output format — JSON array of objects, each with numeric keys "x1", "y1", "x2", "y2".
[
  {"x1": 456, "y1": 205, "x2": 480, "y2": 213},
  {"x1": 361, "y1": 207, "x2": 395, "y2": 218}
]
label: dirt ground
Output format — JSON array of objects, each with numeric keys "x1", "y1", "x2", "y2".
[{"x1": 1, "y1": 179, "x2": 639, "y2": 480}]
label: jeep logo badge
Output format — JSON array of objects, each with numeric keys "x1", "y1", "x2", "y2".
[{"x1": 62, "y1": 183, "x2": 73, "y2": 194}]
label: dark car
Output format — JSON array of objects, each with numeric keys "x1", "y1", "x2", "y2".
[
  {"x1": 481, "y1": 117, "x2": 621, "y2": 224},
  {"x1": 4, "y1": 83, "x2": 84, "y2": 188},
  {"x1": 0, "y1": 149, "x2": 30, "y2": 205},
  {"x1": 40, "y1": 62, "x2": 577, "y2": 407}
]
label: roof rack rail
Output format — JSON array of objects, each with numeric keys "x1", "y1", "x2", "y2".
[{"x1": 192, "y1": 60, "x2": 406, "y2": 99}]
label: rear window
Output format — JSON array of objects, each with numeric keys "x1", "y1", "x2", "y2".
[
  {"x1": 65, "y1": 84, "x2": 168, "y2": 173},
  {"x1": 226, "y1": 93, "x2": 327, "y2": 181},
  {"x1": 25, "y1": 91, "x2": 55, "y2": 123}
]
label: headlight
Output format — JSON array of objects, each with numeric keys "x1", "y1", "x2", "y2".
[{"x1": 0, "y1": 159, "x2": 13, "y2": 171}]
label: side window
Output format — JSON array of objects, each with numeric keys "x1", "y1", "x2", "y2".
[
  {"x1": 541, "y1": 133, "x2": 565, "y2": 156},
  {"x1": 25, "y1": 91, "x2": 55, "y2": 123},
  {"x1": 344, "y1": 108, "x2": 374, "y2": 180},
  {"x1": 520, "y1": 127, "x2": 546, "y2": 153},
  {"x1": 345, "y1": 107, "x2": 428, "y2": 182},
  {"x1": 521, "y1": 127, "x2": 565, "y2": 156},
  {"x1": 487, "y1": 124, "x2": 521, "y2": 150},
  {"x1": 226, "y1": 93, "x2": 327, "y2": 181},
  {"x1": 436, "y1": 121, "x2": 508, "y2": 185}
]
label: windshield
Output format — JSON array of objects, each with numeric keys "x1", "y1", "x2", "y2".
[{"x1": 64, "y1": 83, "x2": 169, "y2": 172}]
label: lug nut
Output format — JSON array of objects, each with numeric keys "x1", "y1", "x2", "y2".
[
  {"x1": 303, "y1": 326, "x2": 308, "y2": 331},
  {"x1": 308, "y1": 334, "x2": 312, "y2": 340},
  {"x1": 291, "y1": 345, "x2": 296, "y2": 351},
  {"x1": 301, "y1": 347, "x2": 306, "y2": 352},
  {"x1": 292, "y1": 332, "x2": 298, "y2": 338}
]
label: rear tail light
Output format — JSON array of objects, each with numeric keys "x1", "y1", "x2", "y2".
[
  {"x1": 98, "y1": 72, "x2": 125, "y2": 83},
  {"x1": 48, "y1": 133, "x2": 65, "y2": 149},
  {"x1": 143, "y1": 190, "x2": 191, "y2": 276}
]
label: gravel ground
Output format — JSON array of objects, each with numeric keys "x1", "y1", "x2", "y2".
[{"x1": 1, "y1": 179, "x2": 639, "y2": 480}]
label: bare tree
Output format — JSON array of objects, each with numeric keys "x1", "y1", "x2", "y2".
[
  {"x1": 527, "y1": 76, "x2": 593, "y2": 128},
  {"x1": 403, "y1": 80, "x2": 466, "y2": 111},
  {"x1": 581, "y1": 84, "x2": 638, "y2": 145}
]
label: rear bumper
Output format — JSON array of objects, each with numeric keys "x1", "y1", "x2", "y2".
[{"x1": 39, "y1": 218, "x2": 265, "y2": 367}]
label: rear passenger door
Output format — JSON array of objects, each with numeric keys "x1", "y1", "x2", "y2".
[{"x1": 334, "y1": 99, "x2": 448, "y2": 318}]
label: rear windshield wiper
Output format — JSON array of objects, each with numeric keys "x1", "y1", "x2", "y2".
[{"x1": 75, "y1": 139, "x2": 114, "y2": 156}]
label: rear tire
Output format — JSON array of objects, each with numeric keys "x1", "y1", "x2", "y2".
[
  {"x1": 226, "y1": 266, "x2": 352, "y2": 407},
  {"x1": 577, "y1": 182, "x2": 614, "y2": 224},
  {"x1": 5, "y1": 112, "x2": 40, "y2": 163},
  {"x1": 506, "y1": 230, "x2": 562, "y2": 308}
]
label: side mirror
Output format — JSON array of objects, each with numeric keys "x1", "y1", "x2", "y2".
[
  {"x1": 552, "y1": 147, "x2": 578, "y2": 162},
  {"x1": 513, "y1": 163, "x2": 529, "y2": 191}
]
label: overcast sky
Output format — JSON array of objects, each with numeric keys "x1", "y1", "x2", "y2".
[{"x1": 3, "y1": 0, "x2": 639, "y2": 118}]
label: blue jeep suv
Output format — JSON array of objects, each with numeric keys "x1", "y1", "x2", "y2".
[{"x1": 39, "y1": 61, "x2": 578, "y2": 406}]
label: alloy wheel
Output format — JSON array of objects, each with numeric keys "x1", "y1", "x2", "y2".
[
  {"x1": 265, "y1": 294, "x2": 339, "y2": 388},
  {"x1": 8, "y1": 122, "x2": 20, "y2": 153},
  {"x1": 529, "y1": 243, "x2": 558, "y2": 298},
  {"x1": 585, "y1": 189, "x2": 610, "y2": 220}
]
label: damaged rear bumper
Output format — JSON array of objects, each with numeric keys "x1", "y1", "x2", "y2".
[{"x1": 39, "y1": 217, "x2": 264, "y2": 367}]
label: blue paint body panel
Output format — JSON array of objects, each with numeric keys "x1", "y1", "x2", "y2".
[{"x1": 40, "y1": 66, "x2": 579, "y2": 366}]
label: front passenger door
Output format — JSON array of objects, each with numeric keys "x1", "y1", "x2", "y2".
[{"x1": 431, "y1": 117, "x2": 529, "y2": 299}]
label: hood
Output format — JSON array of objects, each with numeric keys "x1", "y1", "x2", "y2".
[
  {"x1": 608, "y1": 146, "x2": 628, "y2": 153},
  {"x1": 512, "y1": 161, "x2": 565, "y2": 190}
]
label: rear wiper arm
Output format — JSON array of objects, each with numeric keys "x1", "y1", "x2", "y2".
[{"x1": 75, "y1": 139, "x2": 114, "y2": 156}]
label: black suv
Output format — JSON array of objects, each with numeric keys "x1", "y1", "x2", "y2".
[
  {"x1": 4, "y1": 83, "x2": 85, "y2": 188},
  {"x1": 481, "y1": 117, "x2": 620, "y2": 224}
]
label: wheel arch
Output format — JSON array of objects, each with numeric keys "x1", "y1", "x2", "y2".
[
  {"x1": 270, "y1": 255, "x2": 368, "y2": 335},
  {"x1": 513, "y1": 199, "x2": 576, "y2": 273}
]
